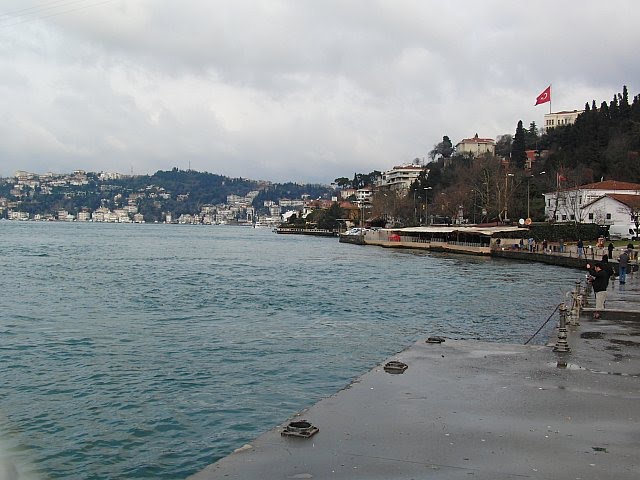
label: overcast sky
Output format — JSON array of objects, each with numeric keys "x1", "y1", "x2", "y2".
[{"x1": 1, "y1": 0, "x2": 638, "y2": 184}]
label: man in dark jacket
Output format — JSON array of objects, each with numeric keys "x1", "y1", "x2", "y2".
[
  {"x1": 587, "y1": 262, "x2": 609, "y2": 319},
  {"x1": 618, "y1": 249, "x2": 630, "y2": 284}
]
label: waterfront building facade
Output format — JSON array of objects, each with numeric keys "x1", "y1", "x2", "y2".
[{"x1": 543, "y1": 180, "x2": 640, "y2": 226}]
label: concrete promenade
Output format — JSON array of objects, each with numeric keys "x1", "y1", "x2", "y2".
[{"x1": 189, "y1": 276, "x2": 640, "y2": 479}]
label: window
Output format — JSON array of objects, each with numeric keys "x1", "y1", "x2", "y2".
[
  {"x1": 606, "y1": 213, "x2": 611, "y2": 220},
  {"x1": 588, "y1": 213, "x2": 594, "y2": 220},
  {"x1": 562, "y1": 214, "x2": 567, "y2": 220},
  {"x1": 570, "y1": 215, "x2": 575, "y2": 220}
]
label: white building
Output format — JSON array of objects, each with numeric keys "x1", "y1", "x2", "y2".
[
  {"x1": 382, "y1": 164, "x2": 424, "y2": 191},
  {"x1": 356, "y1": 187, "x2": 374, "y2": 205},
  {"x1": 543, "y1": 180, "x2": 640, "y2": 225},
  {"x1": 543, "y1": 110, "x2": 584, "y2": 131},
  {"x1": 455, "y1": 134, "x2": 495, "y2": 157},
  {"x1": 8, "y1": 210, "x2": 29, "y2": 220}
]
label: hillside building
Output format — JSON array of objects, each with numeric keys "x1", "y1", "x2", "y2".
[
  {"x1": 455, "y1": 134, "x2": 495, "y2": 157},
  {"x1": 381, "y1": 164, "x2": 424, "y2": 191},
  {"x1": 543, "y1": 110, "x2": 584, "y2": 131}
]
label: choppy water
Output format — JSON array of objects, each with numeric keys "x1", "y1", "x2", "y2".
[{"x1": 0, "y1": 222, "x2": 581, "y2": 479}]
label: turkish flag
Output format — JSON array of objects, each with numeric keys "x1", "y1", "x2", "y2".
[{"x1": 535, "y1": 86, "x2": 551, "y2": 105}]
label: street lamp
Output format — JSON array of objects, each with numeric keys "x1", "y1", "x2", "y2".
[
  {"x1": 424, "y1": 187, "x2": 432, "y2": 225},
  {"x1": 472, "y1": 188, "x2": 477, "y2": 224},
  {"x1": 505, "y1": 173, "x2": 515, "y2": 223},
  {"x1": 527, "y1": 171, "x2": 546, "y2": 220}
]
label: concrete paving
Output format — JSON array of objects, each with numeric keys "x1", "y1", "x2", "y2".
[{"x1": 189, "y1": 277, "x2": 640, "y2": 480}]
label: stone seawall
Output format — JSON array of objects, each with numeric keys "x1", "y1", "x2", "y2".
[{"x1": 491, "y1": 250, "x2": 589, "y2": 269}]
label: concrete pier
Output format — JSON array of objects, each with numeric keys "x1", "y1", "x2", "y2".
[{"x1": 189, "y1": 280, "x2": 640, "y2": 479}]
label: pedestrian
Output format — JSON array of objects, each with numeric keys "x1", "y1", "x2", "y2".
[
  {"x1": 586, "y1": 262, "x2": 609, "y2": 319},
  {"x1": 559, "y1": 238, "x2": 564, "y2": 253},
  {"x1": 577, "y1": 239, "x2": 584, "y2": 258},
  {"x1": 519, "y1": 238, "x2": 524, "y2": 250},
  {"x1": 618, "y1": 249, "x2": 630, "y2": 284},
  {"x1": 542, "y1": 239, "x2": 548, "y2": 253},
  {"x1": 608, "y1": 242, "x2": 614, "y2": 259},
  {"x1": 601, "y1": 254, "x2": 615, "y2": 282}
]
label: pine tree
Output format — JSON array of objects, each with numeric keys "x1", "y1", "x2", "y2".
[{"x1": 511, "y1": 120, "x2": 527, "y2": 169}]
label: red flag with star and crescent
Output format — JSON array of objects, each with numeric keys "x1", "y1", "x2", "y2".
[{"x1": 535, "y1": 86, "x2": 551, "y2": 106}]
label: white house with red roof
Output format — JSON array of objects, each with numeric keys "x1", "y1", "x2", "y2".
[
  {"x1": 543, "y1": 180, "x2": 640, "y2": 228},
  {"x1": 455, "y1": 134, "x2": 495, "y2": 157}
]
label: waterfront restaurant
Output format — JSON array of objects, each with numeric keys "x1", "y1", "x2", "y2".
[{"x1": 363, "y1": 225, "x2": 526, "y2": 255}]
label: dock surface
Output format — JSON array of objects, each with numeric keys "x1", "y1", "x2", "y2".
[{"x1": 189, "y1": 279, "x2": 640, "y2": 479}]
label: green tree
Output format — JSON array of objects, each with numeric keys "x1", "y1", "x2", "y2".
[
  {"x1": 511, "y1": 120, "x2": 527, "y2": 169},
  {"x1": 430, "y1": 136, "x2": 454, "y2": 160},
  {"x1": 525, "y1": 121, "x2": 539, "y2": 149},
  {"x1": 311, "y1": 202, "x2": 344, "y2": 230},
  {"x1": 495, "y1": 134, "x2": 512, "y2": 159},
  {"x1": 333, "y1": 177, "x2": 350, "y2": 187}
]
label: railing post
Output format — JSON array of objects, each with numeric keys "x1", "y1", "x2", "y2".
[
  {"x1": 553, "y1": 304, "x2": 571, "y2": 352},
  {"x1": 569, "y1": 280, "x2": 582, "y2": 326},
  {"x1": 583, "y1": 276, "x2": 592, "y2": 306}
]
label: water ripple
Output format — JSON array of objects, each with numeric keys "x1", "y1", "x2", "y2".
[{"x1": 0, "y1": 222, "x2": 580, "y2": 479}]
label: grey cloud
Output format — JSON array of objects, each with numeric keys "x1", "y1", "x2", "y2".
[{"x1": 0, "y1": 0, "x2": 639, "y2": 182}]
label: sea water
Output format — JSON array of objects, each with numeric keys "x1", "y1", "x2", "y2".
[{"x1": 0, "y1": 222, "x2": 581, "y2": 479}]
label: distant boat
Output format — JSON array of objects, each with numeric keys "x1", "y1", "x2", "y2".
[{"x1": 253, "y1": 221, "x2": 266, "y2": 228}]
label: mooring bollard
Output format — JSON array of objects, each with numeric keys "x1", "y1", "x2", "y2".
[{"x1": 553, "y1": 304, "x2": 571, "y2": 353}]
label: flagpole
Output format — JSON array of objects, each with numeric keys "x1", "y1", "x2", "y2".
[{"x1": 549, "y1": 84, "x2": 552, "y2": 114}]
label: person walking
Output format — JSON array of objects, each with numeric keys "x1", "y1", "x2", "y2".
[
  {"x1": 577, "y1": 239, "x2": 584, "y2": 258},
  {"x1": 587, "y1": 262, "x2": 609, "y2": 319},
  {"x1": 608, "y1": 242, "x2": 614, "y2": 259},
  {"x1": 618, "y1": 249, "x2": 630, "y2": 284}
]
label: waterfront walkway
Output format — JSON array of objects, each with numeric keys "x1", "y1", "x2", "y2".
[{"x1": 189, "y1": 276, "x2": 640, "y2": 479}]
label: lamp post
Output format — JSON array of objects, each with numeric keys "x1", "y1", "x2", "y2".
[
  {"x1": 527, "y1": 171, "x2": 545, "y2": 220},
  {"x1": 504, "y1": 173, "x2": 515, "y2": 222},
  {"x1": 360, "y1": 200, "x2": 365, "y2": 243},
  {"x1": 424, "y1": 187, "x2": 432, "y2": 225},
  {"x1": 472, "y1": 188, "x2": 477, "y2": 224}
]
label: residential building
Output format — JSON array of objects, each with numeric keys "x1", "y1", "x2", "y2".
[
  {"x1": 356, "y1": 187, "x2": 374, "y2": 205},
  {"x1": 382, "y1": 164, "x2": 424, "y2": 191},
  {"x1": 339, "y1": 188, "x2": 357, "y2": 200},
  {"x1": 455, "y1": 134, "x2": 495, "y2": 157},
  {"x1": 543, "y1": 180, "x2": 640, "y2": 225},
  {"x1": 8, "y1": 211, "x2": 29, "y2": 220}
]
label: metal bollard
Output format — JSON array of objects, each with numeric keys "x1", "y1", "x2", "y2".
[{"x1": 553, "y1": 304, "x2": 571, "y2": 352}]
